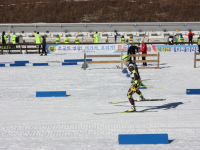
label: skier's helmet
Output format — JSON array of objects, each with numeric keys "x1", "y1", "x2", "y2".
[{"x1": 122, "y1": 54, "x2": 130, "y2": 61}]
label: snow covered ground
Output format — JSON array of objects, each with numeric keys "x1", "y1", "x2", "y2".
[{"x1": 0, "y1": 52, "x2": 200, "y2": 150}]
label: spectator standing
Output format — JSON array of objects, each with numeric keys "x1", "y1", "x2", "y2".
[
  {"x1": 169, "y1": 36, "x2": 173, "y2": 45},
  {"x1": 64, "y1": 35, "x2": 70, "y2": 43},
  {"x1": 56, "y1": 35, "x2": 60, "y2": 44},
  {"x1": 178, "y1": 35, "x2": 184, "y2": 45},
  {"x1": 94, "y1": 31, "x2": 99, "y2": 43},
  {"x1": 173, "y1": 35, "x2": 178, "y2": 45},
  {"x1": 139, "y1": 41, "x2": 147, "y2": 66},
  {"x1": 127, "y1": 45, "x2": 138, "y2": 61},
  {"x1": 188, "y1": 31, "x2": 193, "y2": 45},
  {"x1": 114, "y1": 30, "x2": 117, "y2": 43},
  {"x1": 11, "y1": 32, "x2": 17, "y2": 44},
  {"x1": 1, "y1": 31, "x2": 7, "y2": 44},
  {"x1": 129, "y1": 35, "x2": 134, "y2": 44},
  {"x1": 196, "y1": 34, "x2": 200, "y2": 53},
  {"x1": 41, "y1": 36, "x2": 47, "y2": 56},
  {"x1": 121, "y1": 35, "x2": 125, "y2": 43},
  {"x1": 35, "y1": 32, "x2": 42, "y2": 44}
]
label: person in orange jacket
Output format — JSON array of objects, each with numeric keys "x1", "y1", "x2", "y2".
[{"x1": 139, "y1": 41, "x2": 147, "y2": 66}]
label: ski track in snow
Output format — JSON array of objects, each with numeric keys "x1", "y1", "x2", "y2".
[{"x1": 0, "y1": 52, "x2": 200, "y2": 150}]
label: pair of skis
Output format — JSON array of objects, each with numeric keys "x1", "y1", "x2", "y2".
[
  {"x1": 95, "y1": 110, "x2": 157, "y2": 115},
  {"x1": 95, "y1": 99, "x2": 166, "y2": 115},
  {"x1": 108, "y1": 99, "x2": 166, "y2": 104},
  {"x1": 95, "y1": 78, "x2": 164, "y2": 115}
]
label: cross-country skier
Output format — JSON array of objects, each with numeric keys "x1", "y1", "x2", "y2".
[{"x1": 122, "y1": 54, "x2": 145, "y2": 112}]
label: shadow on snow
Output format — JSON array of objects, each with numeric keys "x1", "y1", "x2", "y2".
[{"x1": 114, "y1": 102, "x2": 184, "y2": 111}]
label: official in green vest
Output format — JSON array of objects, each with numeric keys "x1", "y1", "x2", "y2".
[
  {"x1": 74, "y1": 36, "x2": 80, "y2": 44},
  {"x1": 178, "y1": 35, "x2": 184, "y2": 45},
  {"x1": 1, "y1": 31, "x2": 7, "y2": 44},
  {"x1": 64, "y1": 35, "x2": 70, "y2": 44},
  {"x1": 196, "y1": 34, "x2": 200, "y2": 53},
  {"x1": 56, "y1": 35, "x2": 61, "y2": 44},
  {"x1": 11, "y1": 32, "x2": 17, "y2": 44},
  {"x1": 93, "y1": 31, "x2": 99, "y2": 43},
  {"x1": 129, "y1": 35, "x2": 134, "y2": 43},
  {"x1": 121, "y1": 35, "x2": 125, "y2": 43},
  {"x1": 35, "y1": 32, "x2": 42, "y2": 44}
]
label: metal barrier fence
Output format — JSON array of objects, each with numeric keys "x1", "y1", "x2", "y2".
[{"x1": 0, "y1": 44, "x2": 42, "y2": 54}]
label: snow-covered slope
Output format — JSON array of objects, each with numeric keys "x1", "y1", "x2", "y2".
[{"x1": 0, "y1": 52, "x2": 199, "y2": 150}]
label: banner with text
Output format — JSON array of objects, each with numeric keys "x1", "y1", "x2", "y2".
[
  {"x1": 46, "y1": 43, "x2": 129, "y2": 54},
  {"x1": 146, "y1": 45, "x2": 199, "y2": 52}
]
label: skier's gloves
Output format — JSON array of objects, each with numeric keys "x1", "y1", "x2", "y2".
[
  {"x1": 126, "y1": 74, "x2": 130, "y2": 77},
  {"x1": 122, "y1": 68, "x2": 128, "y2": 73}
]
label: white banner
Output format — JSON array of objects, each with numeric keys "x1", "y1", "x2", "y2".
[
  {"x1": 146, "y1": 44, "x2": 199, "y2": 52},
  {"x1": 46, "y1": 43, "x2": 129, "y2": 54}
]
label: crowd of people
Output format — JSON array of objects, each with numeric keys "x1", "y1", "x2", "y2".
[
  {"x1": 1, "y1": 30, "x2": 199, "y2": 45},
  {"x1": 168, "y1": 30, "x2": 196, "y2": 45},
  {"x1": 1, "y1": 30, "x2": 200, "y2": 56}
]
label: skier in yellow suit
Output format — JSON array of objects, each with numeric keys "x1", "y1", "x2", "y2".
[{"x1": 122, "y1": 54, "x2": 145, "y2": 112}]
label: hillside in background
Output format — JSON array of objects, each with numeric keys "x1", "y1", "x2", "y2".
[{"x1": 0, "y1": 0, "x2": 199, "y2": 23}]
